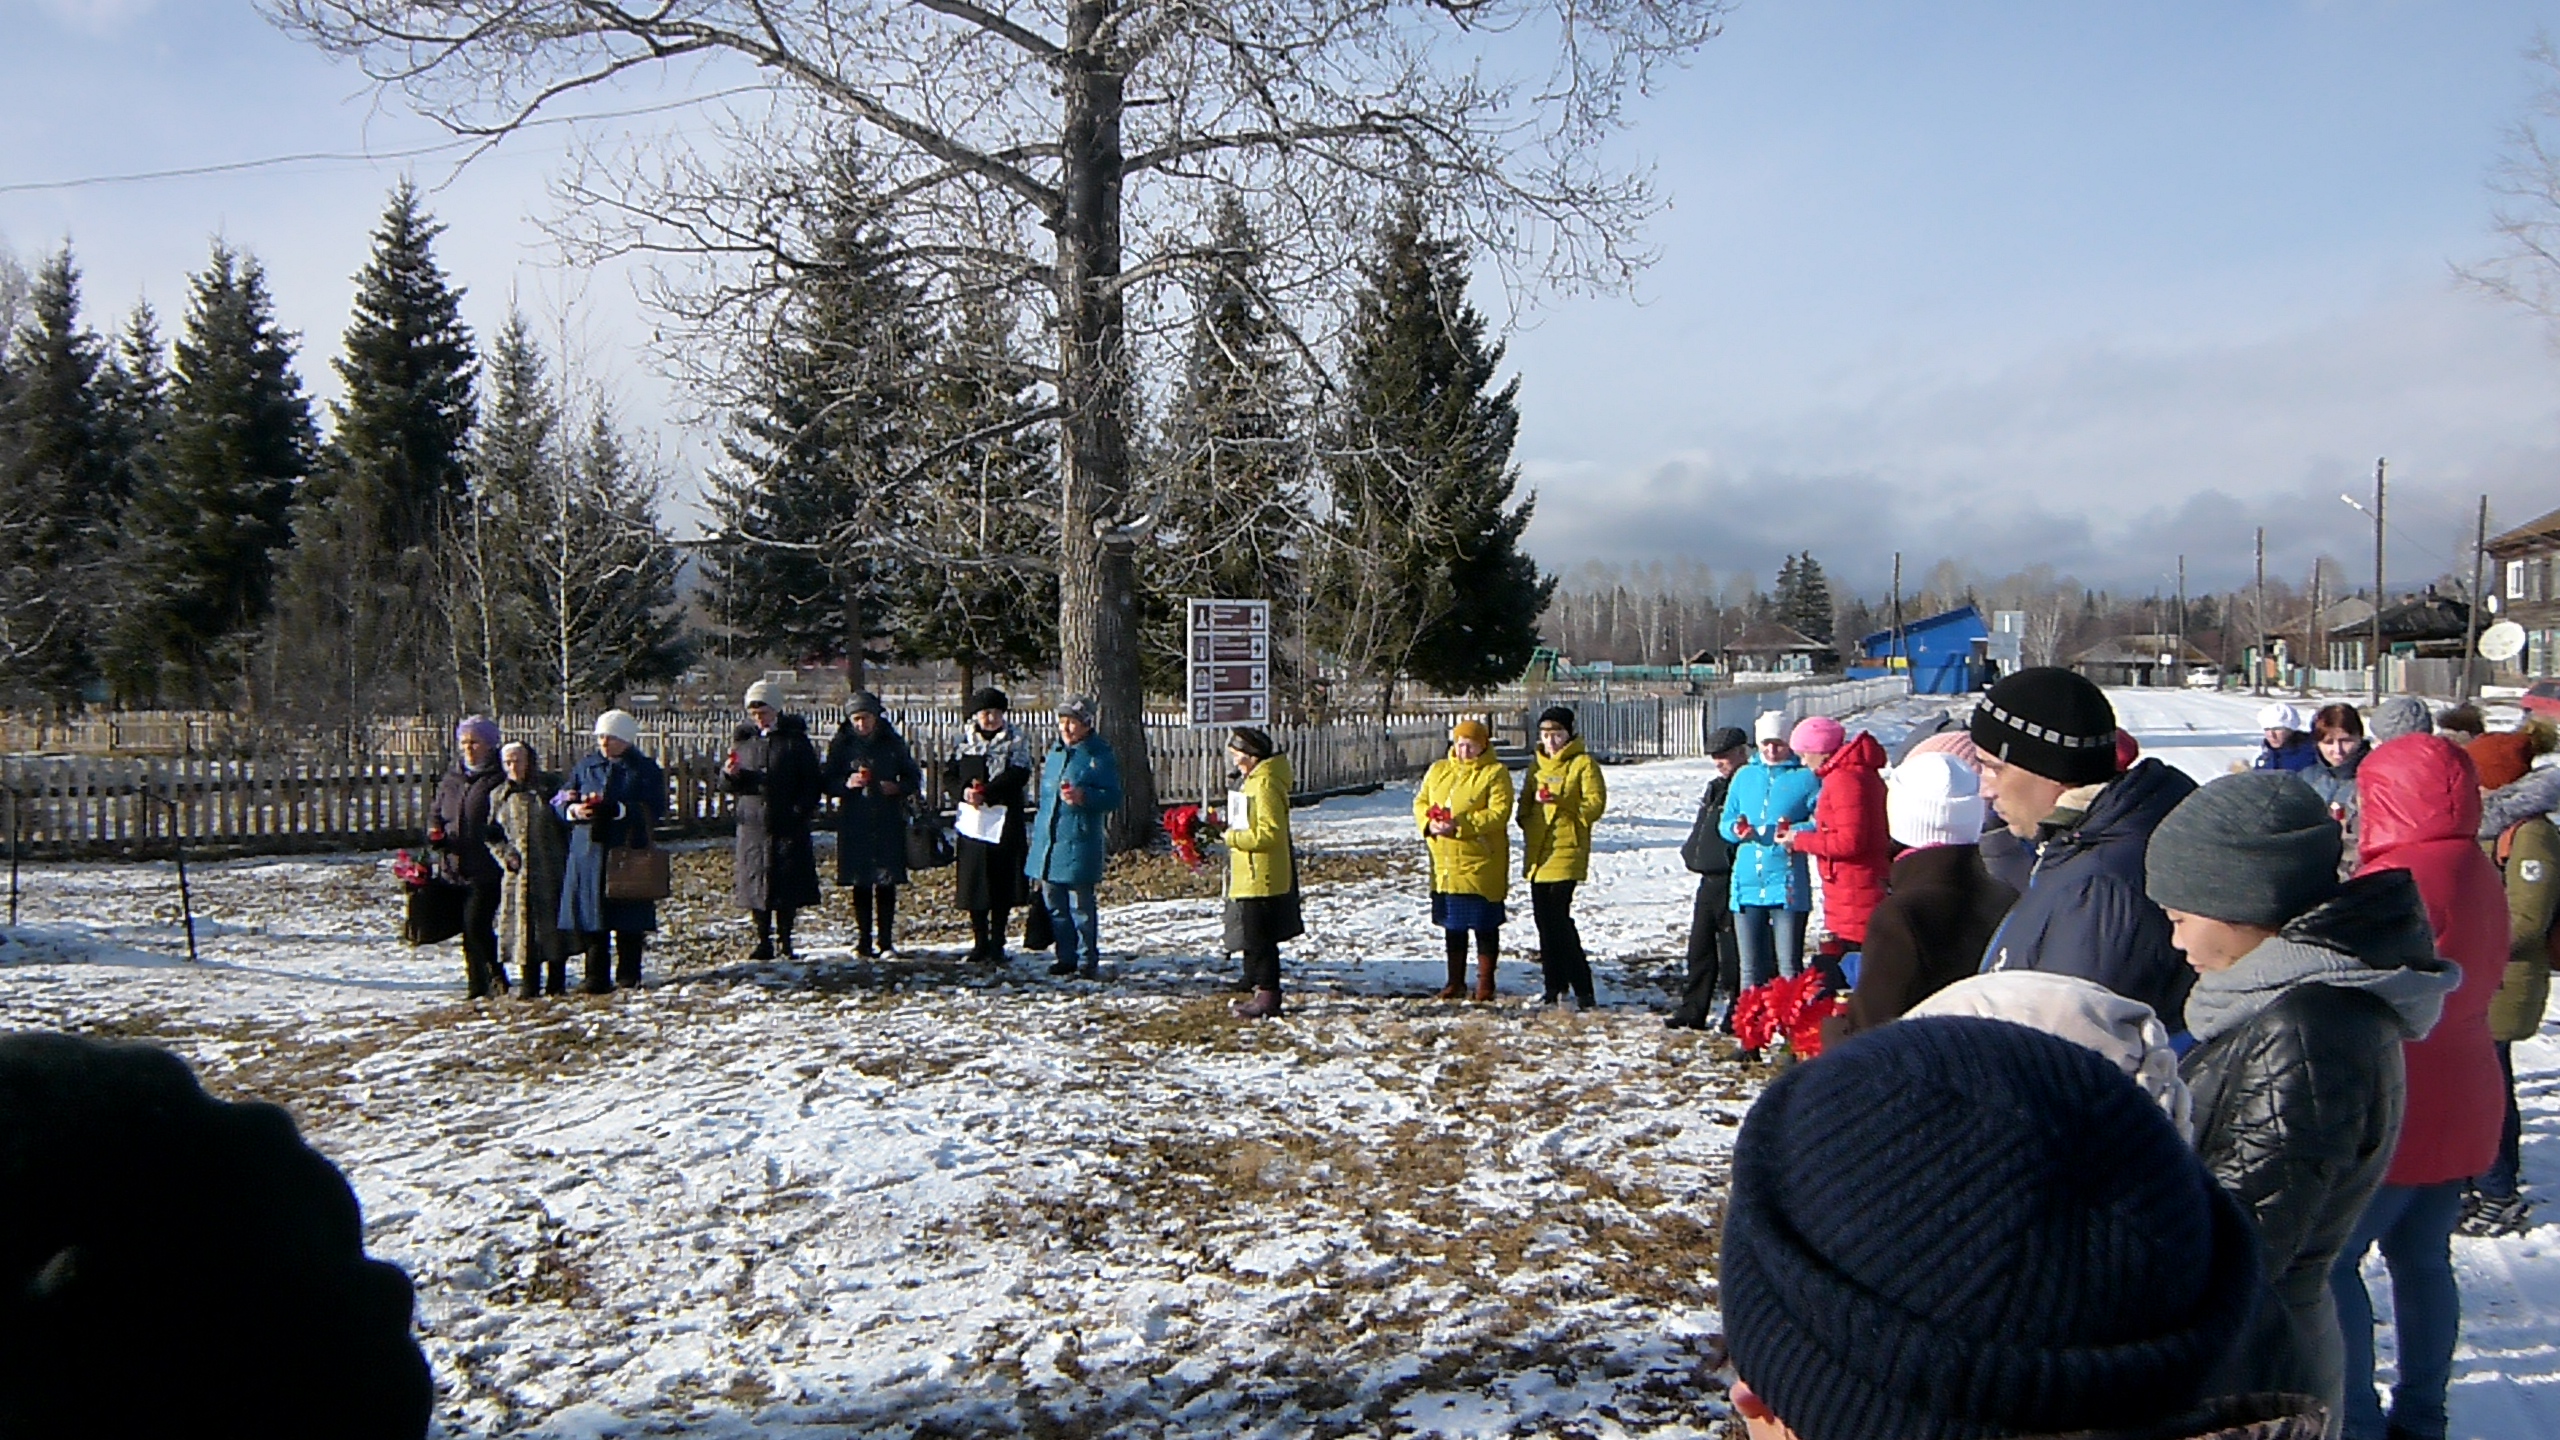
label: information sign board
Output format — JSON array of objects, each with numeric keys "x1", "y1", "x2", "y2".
[{"x1": 1187, "y1": 599, "x2": 1270, "y2": 725}]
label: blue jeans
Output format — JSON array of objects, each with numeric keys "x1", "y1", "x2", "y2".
[
  {"x1": 2332, "y1": 1181, "x2": 2466, "y2": 1440},
  {"x1": 1733, "y1": 906, "x2": 1806, "y2": 991},
  {"x1": 1042, "y1": 881, "x2": 1101, "y2": 973}
]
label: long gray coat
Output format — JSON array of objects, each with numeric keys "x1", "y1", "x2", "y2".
[
  {"x1": 486, "y1": 778, "x2": 567, "y2": 971},
  {"x1": 723, "y1": 713, "x2": 824, "y2": 911}
]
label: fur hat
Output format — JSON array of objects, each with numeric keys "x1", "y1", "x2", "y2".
[
  {"x1": 1789, "y1": 715, "x2": 1846, "y2": 756},
  {"x1": 965, "y1": 687, "x2": 1009, "y2": 716},
  {"x1": 1886, "y1": 752, "x2": 1986, "y2": 850},
  {"x1": 2145, "y1": 772, "x2": 2341, "y2": 927},
  {"x1": 1969, "y1": 668, "x2": 2118, "y2": 785},
  {"x1": 744, "y1": 679, "x2": 784, "y2": 709},
  {"x1": 592, "y1": 709, "x2": 641, "y2": 746},
  {"x1": 1721, "y1": 1018, "x2": 2258, "y2": 1440}
]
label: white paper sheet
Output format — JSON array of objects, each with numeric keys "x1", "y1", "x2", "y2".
[{"x1": 956, "y1": 801, "x2": 1007, "y2": 844}]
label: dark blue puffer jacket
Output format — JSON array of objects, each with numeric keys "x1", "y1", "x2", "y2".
[{"x1": 1981, "y1": 757, "x2": 2200, "y2": 1031}]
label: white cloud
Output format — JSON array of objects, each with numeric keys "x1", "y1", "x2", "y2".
[{"x1": 1521, "y1": 281, "x2": 2560, "y2": 596}]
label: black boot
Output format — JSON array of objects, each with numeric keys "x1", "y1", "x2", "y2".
[
  {"x1": 853, "y1": 889, "x2": 877, "y2": 958},
  {"x1": 614, "y1": 931, "x2": 644, "y2": 988},
  {"x1": 517, "y1": 958, "x2": 542, "y2": 1000},
  {"x1": 544, "y1": 954, "x2": 567, "y2": 997},
  {"x1": 874, "y1": 887, "x2": 898, "y2": 958},
  {"x1": 776, "y1": 908, "x2": 798, "y2": 962},
  {"x1": 749, "y1": 909, "x2": 775, "y2": 962},
  {"x1": 464, "y1": 951, "x2": 492, "y2": 1000},
  {"x1": 580, "y1": 936, "x2": 613, "y2": 995}
]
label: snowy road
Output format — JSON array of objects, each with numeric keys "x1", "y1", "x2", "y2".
[{"x1": 0, "y1": 686, "x2": 2552, "y2": 1436}]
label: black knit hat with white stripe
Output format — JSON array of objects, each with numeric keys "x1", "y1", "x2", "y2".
[
  {"x1": 1720, "y1": 1017, "x2": 2260, "y2": 1440},
  {"x1": 1969, "y1": 667, "x2": 2120, "y2": 785}
]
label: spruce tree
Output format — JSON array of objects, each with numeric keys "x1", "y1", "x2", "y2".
[
  {"x1": 326, "y1": 181, "x2": 478, "y2": 552},
  {"x1": 1315, "y1": 202, "x2": 1552, "y2": 711},
  {"x1": 0, "y1": 248, "x2": 117, "y2": 706},
  {"x1": 703, "y1": 159, "x2": 927, "y2": 684},
  {"x1": 1784, "y1": 551, "x2": 1836, "y2": 643},
  {"x1": 894, "y1": 295, "x2": 1059, "y2": 695},
  {"x1": 276, "y1": 182, "x2": 478, "y2": 712},
  {"x1": 96, "y1": 304, "x2": 178, "y2": 701},
  {"x1": 1140, "y1": 195, "x2": 1309, "y2": 698},
  {"x1": 150, "y1": 244, "x2": 318, "y2": 704},
  {"x1": 449, "y1": 312, "x2": 561, "y2": 710}
]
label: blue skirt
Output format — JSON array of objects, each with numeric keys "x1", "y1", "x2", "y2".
[{"x1": 1431, "y1": 891, "x2": 1506, "y2": 933}]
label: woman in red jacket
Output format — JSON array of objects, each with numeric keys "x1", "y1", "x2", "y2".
[
  {"x1": 2329, "y1": 734, "x2": 2507, "y2": 1440},
  {"x1": 1782, "y1": 717, "x2": 1893, "y2": 964}
]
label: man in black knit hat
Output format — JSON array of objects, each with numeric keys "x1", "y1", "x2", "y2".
[{"x1": 1970, "y1": 666, "x2": 2199, "y2": 1031}]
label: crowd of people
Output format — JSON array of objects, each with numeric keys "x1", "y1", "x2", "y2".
[{"x1": 1705, "y1": 668, "x2": 2554, "y2": 1440}]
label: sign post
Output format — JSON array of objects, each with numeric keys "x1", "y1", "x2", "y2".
[{"x1": 1188, "y1": 600, "x2": 1272, "y2": 812}]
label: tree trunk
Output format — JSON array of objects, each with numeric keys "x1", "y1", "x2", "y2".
[
  {"x1": 844, "y1": 562, "x2": 868, "y2": 694},
  {"x1": 1054, "y1": 9, "x2": 1155, "y2": 851}
]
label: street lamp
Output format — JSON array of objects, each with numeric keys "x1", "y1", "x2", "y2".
[{"x1": 2340, "y1": 458, "x2": 2386, "y2": 703}]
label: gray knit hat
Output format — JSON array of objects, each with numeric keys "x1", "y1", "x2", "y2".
[
  {"x1": 2365, "y1": 695, "x2": 2433, "y2": 744},
  {"x1": 2145, "y1": 773, "x2": 2341, "y2": 927}
]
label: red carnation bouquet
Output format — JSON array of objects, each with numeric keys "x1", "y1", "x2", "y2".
[
  {"x1": 1164, "y1": 804, "x2": 1211, "y2": 871},
  {"x1": 1730, "y1": 970, "x2": 1847, "y2": 1060},
  {"x1": 391, "y1": 848, "x2": 433, "y2": 888},
  {"x1": 1425, "y1": 804, "x2": 1454, "y2": 829}
]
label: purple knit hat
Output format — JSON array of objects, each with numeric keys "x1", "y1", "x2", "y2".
[{"x1": 456, "y1": 715, "x2": 501, "y2": 748}]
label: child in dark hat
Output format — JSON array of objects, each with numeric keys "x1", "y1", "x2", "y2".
[
  {"x1": 2147, "y1": 771, "x2": 2457, "y2": 1422},
  {"x1": 1669, "y1": 725, "x2": 1752, "y2": 1030}
]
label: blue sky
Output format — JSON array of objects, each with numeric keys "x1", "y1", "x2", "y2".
[{"x1": 6, "y1": 0, "x2": 2560, "y2": 600}]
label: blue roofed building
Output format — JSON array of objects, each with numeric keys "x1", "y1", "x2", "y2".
[{"x1": 1848, "y1": 605, "x2": 1995, "y2": 694}]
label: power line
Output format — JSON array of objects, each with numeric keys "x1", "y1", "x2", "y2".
[{"x1": 0, "y1": 88, "x2": 774, "y2": 197}]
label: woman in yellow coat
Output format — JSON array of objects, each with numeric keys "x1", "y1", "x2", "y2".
[
  {"x1": 1416, "y1": 718, "x2": 1515, "y2": 1000},
  {"x1": 1211, "y1": 727, "x2": 1301, "y2": 1020},
  {"x1": 1520, "y1": 705, "x2": 1608, "y2": 1008}
]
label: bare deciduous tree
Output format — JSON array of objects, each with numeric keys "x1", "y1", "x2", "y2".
[
  {"x1": 2461, "y1": 35, "x2": 2560, "y2": 336},
  {"x1": 264, "y1": 0, "x2": 1728, "y2": 843}
]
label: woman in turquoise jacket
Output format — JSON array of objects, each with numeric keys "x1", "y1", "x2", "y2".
[
  {"x1": 1026, "y1": 696, "x2": 1124, "y2": 979},
  {"x1": 1720, "y1": 713, "x2": 1821, "y2": 991}
]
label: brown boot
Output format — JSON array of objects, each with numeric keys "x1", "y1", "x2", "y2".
[
  {"x1": 1471, "y1": 952, "x2": 1497, "y2": 1002},
  {"x1": 1434, "y1": 952, "x2": 1467, "y2": 1000},
  {"x1": 1232, "y1": 988, "x2": 1282, "y2": 1020}
]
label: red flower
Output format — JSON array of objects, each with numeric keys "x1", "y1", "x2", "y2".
[
  {"x1": 1730, "y1": 970, "x2": 1848, "y2": 1058},
  {"x1": 1164, "y1": 804, "x2": 1209, "y2": 871},
  {"x1": 391, "y1": 849, "x2": 432, "y2": 887}
]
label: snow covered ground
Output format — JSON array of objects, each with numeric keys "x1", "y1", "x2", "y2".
[{"x1": 0, "y1": 688, "x2": 2552, "y2": 1437}]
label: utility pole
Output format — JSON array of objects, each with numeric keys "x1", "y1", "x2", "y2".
[
  {"x1": 2308, "y1": 560, "x2": 2323, "y2": 699},
  {"x1": 2253, "y1": 527, "x2": 2268, "y2": 696},
  {"x1": 1890, "y1": 552, "x2": 1906, "y2": 676},
  {"x1": 2176, "y1": 554, "x2": 2187, "y2": 681},
  {"x1": 2461, "y1": 494, "x2": 2488, "y2": 703},
  {"x1": 2371, "y1": 458, "x2": 2387, "y2": 706}
]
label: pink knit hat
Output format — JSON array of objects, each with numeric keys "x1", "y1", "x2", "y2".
[
  {"x1": 1908, "y1": 730, "x2": 1981, "y2": 767},
  {"x1": 1789, "y1": 715, "x2": 1846, "y2": 756}
]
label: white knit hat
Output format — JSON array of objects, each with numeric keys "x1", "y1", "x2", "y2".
[
  {"x1": 744, "y1": 679, "x2": 783, "y2": 708},
  {"x1": 1907, "y1": 973, "x2": 2193, "y2": 1143},
  {"x1": 1885, "y1": 751, "x2": 1985, "y2": 849},
  {"x1": 1754, "y1": 710, "x2": 1788, "y2": 743},
  {"x1": 593, "y1": 709, "x2": 641, "y2": 745},
  {"x1": 2256, "y1": 701, "x2": 2304, "y2": 732}
]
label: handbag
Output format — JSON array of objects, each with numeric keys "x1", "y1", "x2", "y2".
[
  {"x1": 604, "y1": 830, "x2": 673, "y2": 902},
  {"x1": 905, "y1": 803, "x2": 957, "y2": 871},
  {"x1": 1680, "y1": 797, "x2": 1726, "y2": 875},
  {"x1": 402, "y1": 880, "x2": 467, "y2": 946},
  {"x1": 1023, "y1": 894, "x2": 1055, "y2": 952}
]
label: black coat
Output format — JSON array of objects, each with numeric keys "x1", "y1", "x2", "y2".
[
  {"x1": 1983, "y1": 758, "x2": 2198, "y2": 1031},
  {"x1": 1823, "y1": 844, "x2": 2018, "y2": 1045},
  {"x1": 945, "y1": 734, "x2": 1033, "y2": 911},
  {"x1": 429, "y1": 759, "x2": 505, "y2": 887},
  {"x1": 2181, "y1": 875, "x2": 2435, "y2": 1419},
  {"x1": 1680, "y1": 773, "x2": 1738, "y2": 883},
  {"x1": 722, "y1": 714, "x2": 824, "y2": 911},
  {"x1": 822, "y1": 719, "x2": 923, "y2": 886},
  {"x1": 0, "y1": 1032, "x2": 432, "y2": 1438}
]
